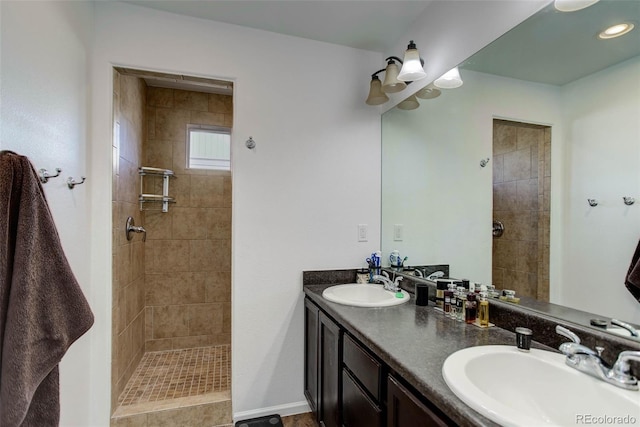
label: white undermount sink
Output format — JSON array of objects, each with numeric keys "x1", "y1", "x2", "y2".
[
  {"x1": 321, "y1": 283, "x2": 410, "y2": 307},
  {"x1": 442, "y1": 345, "x2": 640, "y2": 427}
]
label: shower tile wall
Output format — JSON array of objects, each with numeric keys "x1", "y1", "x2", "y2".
[
  {"x1": 112, "y1": 70, "x2": 147, "y2": 409},
  {"x1": 492, "y1": 120, "x2": 550, "y2": 300},
  {"x1": 143, "y1": 87, "x2": 232, "y2": 352}
]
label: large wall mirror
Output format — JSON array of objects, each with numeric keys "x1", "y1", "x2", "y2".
[{"x1": 382, "y1": 0, "x2": 640, "y2": 338}]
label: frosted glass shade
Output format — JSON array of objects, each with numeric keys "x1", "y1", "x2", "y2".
[
  {"x1": 397, "y1": 95, "x2": 419, "y2": 110},
  {"x1": 398, "y1": 48, "x2": 426, "y2": 81},
  {"x1": 415, "y1": 86, "x2": 441, "y2": 99},
  {"x1": 554, "y1": 0, "x2": 599, "y2": 12},
  {"x1": 365, "y1": 76, "x2": 389, "y2": 105},
  {"x1": 382, "y1": 61, "x2": 407, "y2": 93},
  {"x1": 434, "y1": 67, "x2": 463, "y2": 89}
]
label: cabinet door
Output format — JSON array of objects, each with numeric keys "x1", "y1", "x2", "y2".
[
  {"x1": 319, "y1": 310, "x2": 341, "y2": 427},
  {"x1": 304, "y1": 298, "x2": 320, "y2": 416},
  {"x1": 342, "y1": 368, "x2": 382, "y2": 427},
  {"x1": 387, "y1": 375, "x2": 450, "y2": 427}
]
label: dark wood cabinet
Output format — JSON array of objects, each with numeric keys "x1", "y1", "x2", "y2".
[
  {"x1": 305, "y1": 298, "x2": 341, "y2": 427},
  {"x1": 305, "y1": 297, "x2": 452, "y2": 427},
  {"x1": 387, "y1": 375, "x2": 451, "y2": 427},
  {"x1": 319, "y1": 310, "x2": 341, "y2": 427},
  {"x1": 304, "y1": 298, "x2": 319, "y2": 416},
  {"x1": 342, "y1": 368, "x2": 382, "y2": 427}
]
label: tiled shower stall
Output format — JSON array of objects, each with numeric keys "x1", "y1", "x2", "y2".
[{"x1": 111, "y1": 69, "x2": 232, "y2": 426}]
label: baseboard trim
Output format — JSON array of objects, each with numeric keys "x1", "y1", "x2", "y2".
[{"x1": 234, "y1": 400, "x2": 311, "y2": 422}]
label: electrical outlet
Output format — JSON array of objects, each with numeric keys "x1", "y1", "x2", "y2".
[
  {"x1": 394, "y1": 224, "x2": 403, "y2": 241},
  {"x1": 358, "y1": 224, "x2": 368, "y2": 242}
]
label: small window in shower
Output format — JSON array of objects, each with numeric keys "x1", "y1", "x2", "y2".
[{"x1": 187, "y1": 125, "x2": 231, "y2": 171}]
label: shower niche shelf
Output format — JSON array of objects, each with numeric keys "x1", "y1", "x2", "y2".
[{"x1": 139, "y1": 166, "x2": 175, "y2": 212}]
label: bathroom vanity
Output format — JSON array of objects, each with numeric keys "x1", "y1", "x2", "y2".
[{"x1": 303, "y1": 270, "x2": 640, "y2": 427}]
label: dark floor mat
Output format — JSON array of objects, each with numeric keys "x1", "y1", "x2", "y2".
[{"x1": 235, "y1": 414, "x2": 283, "y2": 427}]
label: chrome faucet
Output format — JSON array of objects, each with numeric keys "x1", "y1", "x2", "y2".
[
  {"x1": 372, "y1": 275, "x2": 403, "y2": 292},
  {"x1": 556, "y1": 325, "x2": 639, "y2": 391}
]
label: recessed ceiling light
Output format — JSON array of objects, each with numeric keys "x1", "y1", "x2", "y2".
[
  {"x1": 598, "y1": 23, "x2": 635, "y2": 39},
  {"x1": 554, "y1": 0, "x2": 599, "y2": 12}
]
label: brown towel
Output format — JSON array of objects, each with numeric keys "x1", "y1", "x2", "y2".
[
  {"x1": 0, "y1": 151, "x2": 94, "y2": 426},
  {"x1": 625, "y1": 237, "x2": 640, "y2": 303}
]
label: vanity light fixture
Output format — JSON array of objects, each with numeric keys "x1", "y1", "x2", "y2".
[
  {"x1": 365, "y1": 40, "x2": 427, "y2": 106},
  {"x1": 365, "y1": 75, "x2": 389, "y2": 105},
  {"x1": 554, "y1": 0, "x2": 599, "y2": 12},
  {"x1": 397, "y1": 40, "x2": 427, "y2": 82},
  {"x1": 434, "y1": 67, "x2": 463, "y2": 89},
  {"x1": 415, "y1": 86, "x2": 441, "y2": 99},
  {"x1": 397, "y1": 94, "x2": 420, "y2": 110},
  {"x1": 598, "y1": 22, "x2": 635, "y2": 39},
  {"x1": 382, "y1": 58, "x2": 407, "y2": 93}
]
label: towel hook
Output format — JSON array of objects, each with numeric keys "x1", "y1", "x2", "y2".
[
  {"x1": 38, "y1": 168, "x2": 62, "y2": 183},
  {"x1": 67, "y1": 176, "x2": 86, "y2": 189},
  {"x1": 587, "y1": 198, "x2": 598, "y2": 207},
  {"x1": 623, "y1": 197, "x2": 635, "y2": 206},
  {"x1": 480, "y1": 158, "x2": 490, "y2": 168}
]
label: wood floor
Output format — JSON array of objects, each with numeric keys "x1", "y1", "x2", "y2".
[{"x1": 282, "y1": 412, "x2": 317, "y2": 427}]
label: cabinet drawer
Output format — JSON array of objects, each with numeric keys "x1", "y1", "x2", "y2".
[
  {"x1": 342, "y1": 333, "x2": 381, "y2": 401},
  {"x1": 342, "y1": 368, "x2": 382, "y2": 427}
]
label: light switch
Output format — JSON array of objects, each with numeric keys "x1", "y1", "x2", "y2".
[
  {"x1": 358, "y1": 224, "x2": 368, "y2": 242},
  {"x1": 394, "y1": 224, "x2": 403, "y2": 241}
]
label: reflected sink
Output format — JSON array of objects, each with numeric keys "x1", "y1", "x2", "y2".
[
  {"x1": 442, "y1": 345, "x2": 640, "y2": 427},
  {"x1": 322, "y1": 283, "x2": 410, "y2": 307}
]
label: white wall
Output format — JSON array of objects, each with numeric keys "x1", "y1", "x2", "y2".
[
  {"x1": 91, "y1": 2, "x2": 382, "y2": 420},
  {"x1": 382, "y1": 70, "x2": 561, "y2": 282},
  {"x1": 560, "y1": 56, "x2": 640, "y2": 324},
  {"x1": 0, "y1": 1, "x2": 96, "y2": 426}
]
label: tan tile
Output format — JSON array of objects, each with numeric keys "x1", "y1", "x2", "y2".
[
  {"x1": 172, "y1": 137, "x2": 188, "y2": 175},
  {"x1": 208, "y1": 94, "x2": 233, "y2": 114},
  {"x1": 117, "y1": 243, "x2": 133, "y2": 287},
  {"x1": 282, "y1": 412, "x2": 317, "y2": 427},
  {"x1": 118, "y1": 157, "x2": 140, "y2": 205},
  {"x1": 516, "y1": 240, "x2": 538, "y2": 273},
  {"x1": 492, "y1": 154, "x2": 504, "y2": 184},
  {"x1": 145, "y1": 338, "x2": 173, "y2": 352},
  {"x1": 125, "y1": 278, "x2": 144, "y2": 325},
  {"x1": 206, "y1": 208, "x2": 231, "y2": 240},
  {"x1": 171, "y1": 335, "x2": 213, "y2": 349},
  {"x1": 222, "y1": 302, "x2": 231, "y2": 333},
  {"x1": 144, "y1": 210, "x2": 172, "y2": 240},
  {"x1": 152, "y1": 306, "x2": 189, "y2": 339},
  {"x1": 543, "y1": 176, "x2": 551, "y2": 211},
  {"x1": 516, "y1": 126, "x2": 543, "y2": 150},
  {"x1": 189, "y1": 303, "x2": 222, "y2": 335},
  {"x1": 223, "y1": 114, "x2": 233, "y2": 128},
  {"x1": 146, "y1": 273, "x2": 174, "y2": 305},
  {"x1": 503, "y1": 148, "x2": 532, "y2": 182},
  {"x1": 492, "y1": 238, "x2": 517, "y2": 271},
  {"x1": 190, "y1": 111, "x2": 225, "y2": 127},
  {"x1": 111, "y1": 413, "x2": 149, "y2": 427},
  {"x1": 170, "y1": 174, "x2": 191, "y2": 207},
  {"x1": 205, "y1": 272, "x2": 231, "y2": 303},
  {"x1": 145, "y1": 240, "x2": 190, "y2": 273},
  {"x1": 132, "y1": 241, "x2": 145, "y2": 282},
  {"x1": 222, "y1": 175, "x2": 232, "y2": 207},
  {"x1": 515, "y1": 179, "x2": 538, "y2": 211},
  {"x1": 175, "y1": 90, "x2": 209, "y2": 112},
  {"x1": 544, "y1": 140, "x2": 551, "y2": 177},
  {"x1": 148, "y1": 87, "x2": 174, "y2": 108},
  {"x1": 191, "y1": 175, "x2": 225, "y2": 207},
  {"x1": 172, "y1": 207, "x2": 208, "y2": 240},
  {"x1": 145, "y1": 307, "x2": 153, "y2": 340},
  {"x1": 493, "y1": 122, "x2": 517, "y2": 155},
  {"x1": 147, "y1": 107, "x2": 156, "y2": 140},
  {"x1": 174, "y1": 272, "x2": 206, "y2": 304},
  {"x1": 155, "y1": 108, "x2": 189, "y2": 141},
  {"x1": 492, "y1": 267, "x2": 505, "y2": 288},
  {"x1": 145, "y1": 139, "x2": 173, "y2": 171},
  {"x1": 493, "y1": 182, "x2": 517, "y2": 212}
]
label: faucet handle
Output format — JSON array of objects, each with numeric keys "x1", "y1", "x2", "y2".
[
  {"x1": 610, "y1": 351, "x2": 640, "y2": 389},
  {"x1": 556, "y1": 325, "x2": 581, "y2": 344}
]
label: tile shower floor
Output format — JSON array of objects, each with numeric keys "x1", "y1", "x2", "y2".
[{"x1": 118, "y1": 345, "x2": 230, "y2": 407}]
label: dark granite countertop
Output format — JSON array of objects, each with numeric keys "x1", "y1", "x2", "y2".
[{"x1": 303, "y1": 283, "x2": 556, "y2": 427}]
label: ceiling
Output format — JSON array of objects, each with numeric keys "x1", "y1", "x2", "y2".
[
  {"x1": 123, "y1": 0, "x2": 433, "y2": 53},
  {"x1": 461, "y1": 0, "x2": 640, "y2": 86}
]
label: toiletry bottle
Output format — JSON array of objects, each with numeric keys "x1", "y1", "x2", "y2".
[
  {"x1": 449, "y1": 285, "x2": 458, "y2": 319},
  {"x1": 435, "y1": 280, "x2": 446, "y2": 311},
  {"x1": 444, "y1": 284, "x2": 453, "y2": 315},
  {"x1": 465, "y1": 293, "x2": 477, "y2": 324},
  {"x1": 456, "y1": 286, "x2": 465, "y2": 321},
  {"x1": 478, "y1": 289, "x2": 489, "y2": 326}
]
